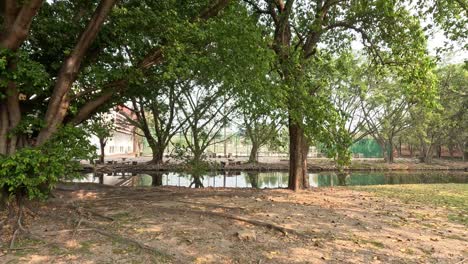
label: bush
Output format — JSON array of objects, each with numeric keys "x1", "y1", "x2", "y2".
[{"x1": 0, "y1": 126, "x2": 96, "y2": 203}]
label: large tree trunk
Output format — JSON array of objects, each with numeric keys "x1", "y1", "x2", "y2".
[
  {"x1": 36, "y1": 0, "x2": 117, "y2": 145},
  {"x1": 436, "y1": 145, "x2": 442, "y2": 159},
  {"x1": 151, "y1": 148, "x2": 164, "y2": 164},
  {"x1": 397, "y1": 139, "x2": 402, "y2": 157},
  {"x1": 150, "y1": 173, "x2": 163, "y2": 186},
  {"x1": 248, "y1": 142, "x2": 259, "y2": 163},
  {"x1": 99, "y1": 138, "x2": 106, "y2": 163},
  {"x1": 0, "y1": 59, "x2": 22, "y2": 155},
  {"x1": 387, "y1": 140, "x2": 394, "y2": 163},
  {"x1": 189, "y1": 175, "x2": 204, "y2": 188},
  {"x1": 192, "y1": 150, "x2": 203, "y2": 164},
  {"x1": 378, "y1": 140, "x2": 388, "y2": 162},
  {"x1": 463, "y1": 142, "x2": 468, "y2": 161},
  {"x1": 288, "y1": 121, "x2": 309, "y2": 190},
  {"x1": 420, "y1": 142, "x2": 433, "y2": 164}
]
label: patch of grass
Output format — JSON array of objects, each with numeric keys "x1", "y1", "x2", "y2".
[
  {"x1": 348, "y1": 234, "x2": 385, "y2": 249},
  {"x1": 366, "y1": 240, "x2": 385, "y2": 248},
  {"x1": 110, "y1": 211, "x2": 131, "y2": 219},
  {"x1": 74, "y1": 240, "x2": 94, "y2": 255},
  {"x1": 352, "y1": 184, "x2": 468, "y2": 226}
]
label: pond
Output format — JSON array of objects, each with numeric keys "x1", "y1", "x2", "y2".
[{"x1": 77, "y1": 171, "x2": 468, "y2": 188}]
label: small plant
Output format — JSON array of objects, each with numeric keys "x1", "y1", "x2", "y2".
[{"x1": 0, "y1": 125, "x2": 96, "y2": 247}]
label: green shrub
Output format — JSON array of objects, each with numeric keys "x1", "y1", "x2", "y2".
[{"x1": 0, "y1": 126, "x2": 96, "y2": 202}]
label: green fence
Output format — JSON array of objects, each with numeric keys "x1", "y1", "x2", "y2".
[{"x1": 350, "y1": 138, "x2": 382, "y2": 158}]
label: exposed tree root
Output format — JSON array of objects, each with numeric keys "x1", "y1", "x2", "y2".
[
  {"x1": 68, "y1": 203, "x2": 114, "y2": 221},
  {"x1": 9, "y1": 229, "x2": 20, "y2": 249},
  {"x1": 51, "y1": 210, "x2": 166, "y2": 257},
  {"x1": 90, "y1": 227, "x2": 164, "y2": 256},
  {"x1": 41, "y1": 228, "x2": 94, "y2": 236},
  {"x1": 173, "y1": 200, "x2": 247, "y2": 211},
  {"x1": 9, "y1": 214, "x2": 56, "y2": 250},
  {"x1": 153, "y1": 206, "x2": 309, "y2": 237},
  {"x1": 72, "y1": 217, "x2": 84, "y2": 239}
]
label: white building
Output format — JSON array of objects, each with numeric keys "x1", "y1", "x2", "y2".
[{"x1": 89, "y1": 106, "x2": 142, "y2": 157}]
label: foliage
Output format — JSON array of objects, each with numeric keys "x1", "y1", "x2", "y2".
[
  {"x1": 0, "y1": 126, "x2": 96, "y2": 202},
  {"x1": 403, "y1": 63, "x2": 468, "y2": 161},
  {"x1": 85, "y1": 113, "x2": 115, "y2": 141},
  {"x1": 177, "y1": 81, "x2": 236, "y2": 163}
]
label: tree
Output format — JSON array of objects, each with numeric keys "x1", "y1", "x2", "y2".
[
  {"x1": 361, "y1": 69, "x2": 417, "y2": 163},
  {"x1": 404, "y1": 63, "x2": 468, "y2": 163},
  {"x1": 86, "y1": 113, "x2": 114, "y2": 163},
  {"x1": 242, "y1": 111, "x2": 283, "y2": 163},
  {"x1": 120, "y1": 80, "x2": 186, "y2": 164},
  {"x1": 330, "y1": 53, "x2": 369, "y2": 144},
  {"x1": 177, "y1": 81, "x2": 236, "y2": 163},
  {"x1": 0, "y1": 0, "x2": 233, "y2": 157},
  {"x1": 243, "y1": 0, "x2": 442, "y2": 189},
  {"x1": 438, "y1": 64, "x2": 468, "y2": 161}
]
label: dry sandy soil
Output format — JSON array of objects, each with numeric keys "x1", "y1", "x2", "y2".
[{"x1": 1, "y1": 185, "x2": 467, "y2": 264}]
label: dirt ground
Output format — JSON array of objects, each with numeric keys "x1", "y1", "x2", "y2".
[{"x1": 1, "y1": 185, "x2": 467, "y2": 264}]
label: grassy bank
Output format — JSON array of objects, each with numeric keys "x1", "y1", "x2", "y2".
[{"x1": 352, "y1": 184, "x2": 468, "y2": 225}]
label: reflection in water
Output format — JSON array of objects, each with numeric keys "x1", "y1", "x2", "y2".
[
  {"x1": 77, "y1": 171, "x2": 468, "y2": 188},
  {"x1": 246, "y1": 172, "x2": 259, "y2": 189},
  {"x1": 189, "y1": 175, "x2": 204, "y2": 188},
  {"x1": 150, "y1": 173, "x2": 163, "y2": 186}
]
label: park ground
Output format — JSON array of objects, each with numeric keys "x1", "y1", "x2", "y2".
[{"x1": 1, "y1": 183, "x2": 467, "y2": 263}]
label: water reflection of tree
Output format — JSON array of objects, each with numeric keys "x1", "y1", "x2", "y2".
[
  {"x1": 189, "y1": 174, "x2": 204, "y2": 188},
  {"x1": 95, "y1": 172, "x2": 104, "y2": 184},
  {"x1": 246, "y1": 172, "x2": 259, "y2": 188},
  {"x1": 253, "y1": 172, "x2": 288, "y2": 188},
  {"x1": 149, "y1": 172, "x2": 164, "y2": 186},
  {"x1": 337, "y1": 173, "x2": 349, "y2": 186}
]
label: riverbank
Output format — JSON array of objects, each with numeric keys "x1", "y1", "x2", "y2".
[
  {"x1": 87, "y1": 157, "x2": 468, "y2": 174},
  {"x1": 1, "y1": 184, "x2": 466, "y2": 263}
]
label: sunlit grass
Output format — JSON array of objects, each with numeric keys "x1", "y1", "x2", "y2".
[{"x1": 352, "y1": 184, "x2": 468, "y2": 225}]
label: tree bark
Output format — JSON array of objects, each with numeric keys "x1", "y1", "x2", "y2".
[
  {"x1": 99, "y1": 138, "x2": 106, "y2": 163},
  {"x1": 0, "y1": 102, "x2": 9, "y2": 155},
  {"x1": 68, "y1": 0, "x2": 232, "y2": 127},
  {"x1": 420, "y1": 142, "x2": 433, "y2": 164},
  {"x1": 246, "y1": 172, "x2": 259, "y2": 188},
  {"x1": 150, "y1": 173, "x2": 163, "y2": 186},
  {"x1": 387, "y1": 140, "x2": 394, "y2": 163},
  {"x1": 0, "y1": 0, "x2": 44, "y2": 51},
  {"x1": 150, "y1": 146, "x2": 164, "y2": 164},
  {"x1": 288, "y1": 120, "x2": 309, "y2": 190},
  {"x1": 190, "y1": 175, "x2": 204, "y2": 188},
  {"x1": 463, "y1": 142, "x2": 468, "y2": 161},
  {"x1": 436, "y1": 145, "x2": 442, "y2": 159},
  {"x1": 36, "y1": 0, "x2": 117, "y2": 145},
  {"x1": 193, "y1": 151, "x2": 203, "y2": 164},
  {"x1": 248, "y1": 142, "x2": 259, "y2": 163},
  {"x1": 397, "y1": 139, "x2": 402, "y2": 157},
  {"x1": 378, "y1": 140, "x2": 388, "y2": 162},
  {"x1": 0, "y1": 59, "x2": 22, "y2": 155}
]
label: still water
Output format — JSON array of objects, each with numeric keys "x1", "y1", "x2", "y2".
[{"x1": 77, "y1": 171, "x2": 468, "y2": 188}]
